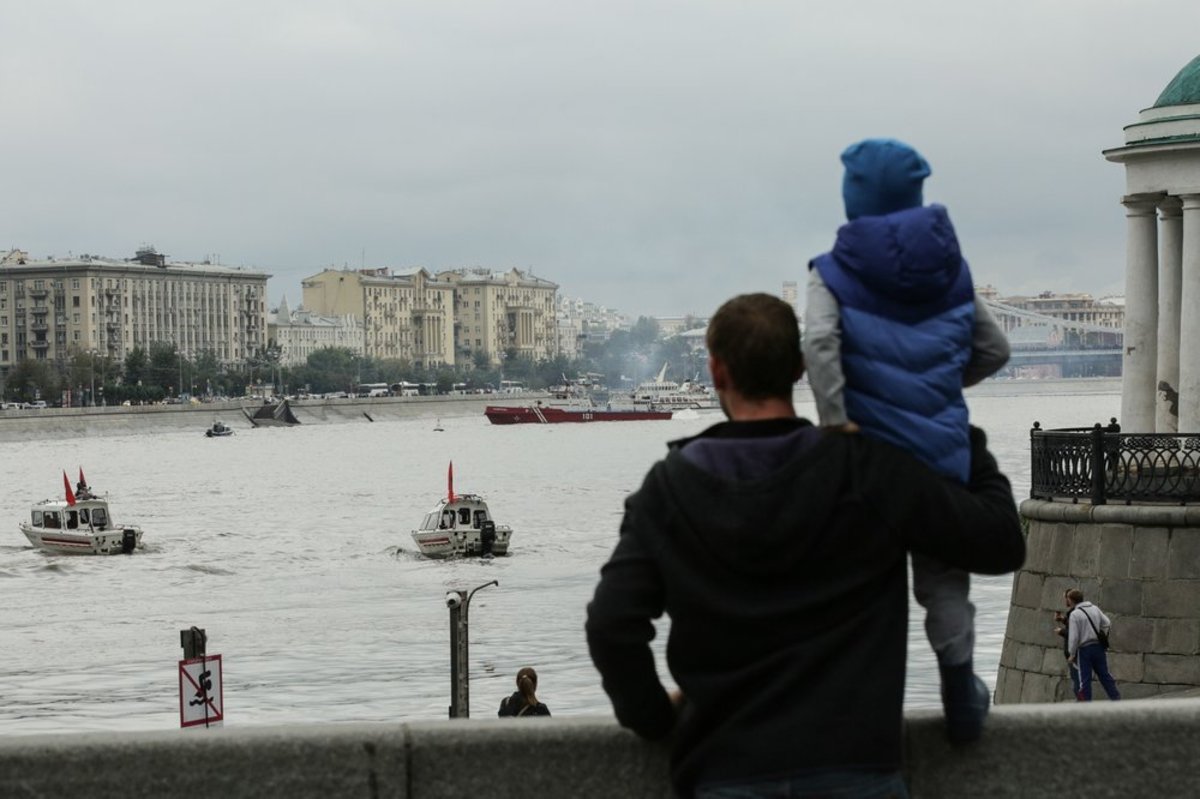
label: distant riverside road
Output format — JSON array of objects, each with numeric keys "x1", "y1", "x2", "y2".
[{"x1": 0, "y1": 394, "x2": 526, "y2": 441}]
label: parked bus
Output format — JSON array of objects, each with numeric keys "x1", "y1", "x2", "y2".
[
  {"x1": 356, "y1": 382, "x2": 391, "y2": 398},
  {"x1": 389, "y1": 381, "x2": 420, "y2": 397}
]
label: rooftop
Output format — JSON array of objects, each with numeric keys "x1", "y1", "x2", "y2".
[{"x1": 1153, "y1": 54, "x2": 1200, "y2": 108}]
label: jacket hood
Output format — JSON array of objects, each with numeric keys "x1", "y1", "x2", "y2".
[
  {"x1": 659, "y1": 420, "x2": 849, "y2": 577},
  {"x1": 830, "y1": 204, "x2": 963, "y2": 305}
]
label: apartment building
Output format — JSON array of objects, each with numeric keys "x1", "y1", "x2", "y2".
[
  {"x1": 300, "y1": 267, "x2": 455, "y2": 367},
  {"x1": 0, "y1": 247, "x2": 269, "y2": 375},
  {"x1": 437, "y1": 268, "x2": 558, "y2": 366},
  {"x1": 268, "y1": 296, "x2": 364, "y2": 367}
]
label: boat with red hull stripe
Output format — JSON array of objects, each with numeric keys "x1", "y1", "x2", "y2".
[{"x1": 484, "y1": 404, "x2": 672, "y2": 424}]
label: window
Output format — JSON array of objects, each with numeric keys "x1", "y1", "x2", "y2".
[{"x1": 73, "y1": 296, "x2": 80, "y2": 307}]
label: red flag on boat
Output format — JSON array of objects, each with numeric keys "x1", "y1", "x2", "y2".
[
  {"x1": 63, "y1": 471, "x2": 76, "y2": 506},
  {"x1": 78, "y1": 467, "x2": 87, "y2": 490},
  {"x1": 448, "y1": 461, "x2": 455, "y2": 503}
]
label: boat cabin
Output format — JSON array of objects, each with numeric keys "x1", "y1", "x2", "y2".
[
  {"x1": 29, "y1": 499, "x2": 112, "y2": 532},
  {"x1": 418, "y1": 495, "x2": 494, "y2": 532}
]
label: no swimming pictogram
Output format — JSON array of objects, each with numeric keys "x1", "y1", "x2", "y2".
[{"x1": 179, "y1": 655, "x2": 224, "y2": 728}]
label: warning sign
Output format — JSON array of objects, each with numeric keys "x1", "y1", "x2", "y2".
[{"x1": 179, "y1": 655, "x2": 224, "y2": 729}]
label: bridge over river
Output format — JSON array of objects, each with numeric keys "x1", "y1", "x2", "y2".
[{"x1": 984, "y1": 298, "x2": 1123, "y2": 378}]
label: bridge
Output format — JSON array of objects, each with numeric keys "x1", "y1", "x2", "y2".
[{"x1": 982, "y1": 299, "x2": 1123, "y2": 377}]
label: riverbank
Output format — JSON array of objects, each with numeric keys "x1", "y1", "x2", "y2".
[{"x1": 0, "y1": 394, "x2": 534, "y2": 441}]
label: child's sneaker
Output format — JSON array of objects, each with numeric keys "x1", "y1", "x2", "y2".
[{"x1": 940, "y1": 661, "x2": 990, "y2": 744}]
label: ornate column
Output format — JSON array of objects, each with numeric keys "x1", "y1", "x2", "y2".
[
  {"x1": 1157, "y1": 197, "x2": 1183, "y2": 432},
  {"x1": 1121, "y1": 196, "x2": 1160, "y2": 433},
  {"x1": 1178, "y1": 194, "x2": 1200, "y2": 432}
]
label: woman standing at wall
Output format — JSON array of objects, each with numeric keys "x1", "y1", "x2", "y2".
[{"x1": 498, "y1": 667, "x2": 551, "y2": 717}]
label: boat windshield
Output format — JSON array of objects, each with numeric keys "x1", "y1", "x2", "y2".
[{"x1": 91, "y1": 507, "x2": 109, "y2": 528}]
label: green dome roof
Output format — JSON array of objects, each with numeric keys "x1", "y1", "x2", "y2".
[{"x1": 1154, "y1": 54, "x2": 1200, "y2": 108}]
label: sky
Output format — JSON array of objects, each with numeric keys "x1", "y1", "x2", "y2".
[{"x1": 1, "y1": 1, "x2": 1197, "y2": 318}]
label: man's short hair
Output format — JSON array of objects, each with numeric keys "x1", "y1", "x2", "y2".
[
  {"x1": 1067, "y1": 589, "x2": 1084, "y2": 604},
  {"x1": 706, "y1": 293, "x2": 803, "y2": 400}
]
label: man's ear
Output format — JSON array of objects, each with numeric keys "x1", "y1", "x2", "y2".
[{"x1": 709, "y1": 356, "x2": 728, "y2": 391}]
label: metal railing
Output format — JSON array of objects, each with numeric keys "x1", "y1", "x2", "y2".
[{"x1": 1030, "y1": 418, "x2": 1200, "y2": 504}]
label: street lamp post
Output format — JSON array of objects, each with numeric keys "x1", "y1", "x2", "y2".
[{"x1": 447, "y1": 580, "x2": 499, "y2": 719}]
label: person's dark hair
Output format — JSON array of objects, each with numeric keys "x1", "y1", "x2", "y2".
[
  {"x1": 1067, "y1": 589, "x2": 1084, "y2": 604},
  {"x1": 516, "y1": 666, "x2": 539, "y2": 707},
  {"x1": 706, "y1": 293, "x2": 803, "y2": 399}
]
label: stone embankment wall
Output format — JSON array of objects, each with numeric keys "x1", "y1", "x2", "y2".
[
  {"x1": 2, "y1": 702, "x2": 1198, "y2": 798},
  {"x1": 997, "y1": 500, "x2": 1200, "y2": 703},
  {"x1": 0, "y1": 394, "x2": 531, "y2": 441}
]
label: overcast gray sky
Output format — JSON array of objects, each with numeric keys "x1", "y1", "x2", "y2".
[{"x1": 2, "y1": 1, "x2": 1196, "y2": 318}]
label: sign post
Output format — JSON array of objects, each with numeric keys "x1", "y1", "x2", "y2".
[{"x1": 178, "y1": 627, "x2": 223, "y2": 729}]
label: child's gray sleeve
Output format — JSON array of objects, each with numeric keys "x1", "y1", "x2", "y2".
[
  {"x1": 964, "y1": 298, "x2": 1011, "y2": 387},
  {"x1": 801, "y1": 269, "x2": 848, "y2": 426}
]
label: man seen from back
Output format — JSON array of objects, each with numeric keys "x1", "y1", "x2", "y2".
[{"x1": 585, "y1": 293, "x2": 1025, "y2": 798}]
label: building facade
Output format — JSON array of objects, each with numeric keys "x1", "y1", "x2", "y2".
[
  {"x1": 0, "y1": 247, "x2": 269, "y2": 375},
  {"x1": 268, "y1": 296, "x2": 364, "y2": 367},
  {"x1": 301, "y1": 267, "x2": 455, "y2": 367},
  {"x1": 437, "y1": 268, "x2": 558, "y2": 366},
  {"x1": 992, "y1": 291, "x2": 1124, "y2": 334},
  {"x1": 1104, "y1": 52, "x2": 1200, "y2": 433}
]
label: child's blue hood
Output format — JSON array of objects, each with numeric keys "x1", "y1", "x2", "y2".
[{"x1": 829, "y1": 204, "x2": 964, "y2": 305}]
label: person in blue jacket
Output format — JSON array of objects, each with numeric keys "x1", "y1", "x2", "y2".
[{"x1": 803, "y1": 138, "x2": 1011, "y2": 743}]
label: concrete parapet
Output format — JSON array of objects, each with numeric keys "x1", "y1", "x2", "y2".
[
  {"x1": 3, "y1": 703, "x2": 1199, "y2": 798},
  {"x1": 998, "y1": 500, "x2": 1200, "y2": 703}
]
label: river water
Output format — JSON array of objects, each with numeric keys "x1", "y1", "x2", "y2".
[{"x1": 0, "y1": 379, "x2": 1121, "y2": 735}]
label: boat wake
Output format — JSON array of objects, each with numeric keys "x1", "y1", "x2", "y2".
[{"x1": 182, "y1": 563, "x2": 236, "y2": 576}]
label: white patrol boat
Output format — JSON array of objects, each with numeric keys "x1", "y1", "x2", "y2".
[
  {"x1": 631, "y1": 363, "x2": 718, "y2": 410},
  {"x1": 20, "y1": 471, "x2": 145, "y2": 555},
  {"x1": 411, "y1": 463, "x2": 512, "y2": 558}
]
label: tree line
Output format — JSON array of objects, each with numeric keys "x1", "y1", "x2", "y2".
[{"x1": 0, "y1": 316, "x2": 708, "y2": 405}]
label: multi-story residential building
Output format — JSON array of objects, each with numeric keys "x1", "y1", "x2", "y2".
[
  {"x1": 556, "y1": 308, "x2": 583, "y2": 360},
  {"x1": 437, "y1": 268, "x2": 558, "y2": 366},
  {"x1": 0, "y1": 247, "x2": 269, "y2": 376},
  {"x1": 557, "y1": 295, "x2": 628, "y2": 349},
  {"x1": 267, "y1": 296, "x2": 364, "y2": 367},
  {"x1": 300, "y1": 267, "x2": 455, "y2": 367},
  {"x1": 782, "y1": 280, "x2": 799, "y2": 320}
]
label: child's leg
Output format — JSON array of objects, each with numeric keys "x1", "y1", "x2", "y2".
[
  {"x1": 913, "y1": 554, "x2": 986, "y2": 743},
  {"x1": 912, "y1": 554, "x2": 975, "y2": 666}
]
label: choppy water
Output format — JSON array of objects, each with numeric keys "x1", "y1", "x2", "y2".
[{"x1": 0, "y1": 379, "x2": 1121, "y2": 734}]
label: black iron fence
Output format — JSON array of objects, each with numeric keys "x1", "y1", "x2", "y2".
[{"x1": 1030, "y1": 419, "x2": 1200, "y2": 504}]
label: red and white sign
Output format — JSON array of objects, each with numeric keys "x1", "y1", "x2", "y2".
[{"x1": 179, "y1": 655, "x2": 224, "y2": 728}]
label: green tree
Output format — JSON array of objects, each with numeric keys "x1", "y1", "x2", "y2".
[
  {"x1": 123, "y1": 347, "x2": 149, "y2": 388},
  {"x1": 305, "y1": 347, "x2": 360, "y2": 394},
  {"x1": 630, "y1": 316, "x2": 660, "y2": 348},
  {"x1": 5, "y1": 359, "x2": 59, "y2": 403},
  {"x1": 147, "y1": 343, "x2": 182, "y2": 395}
]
